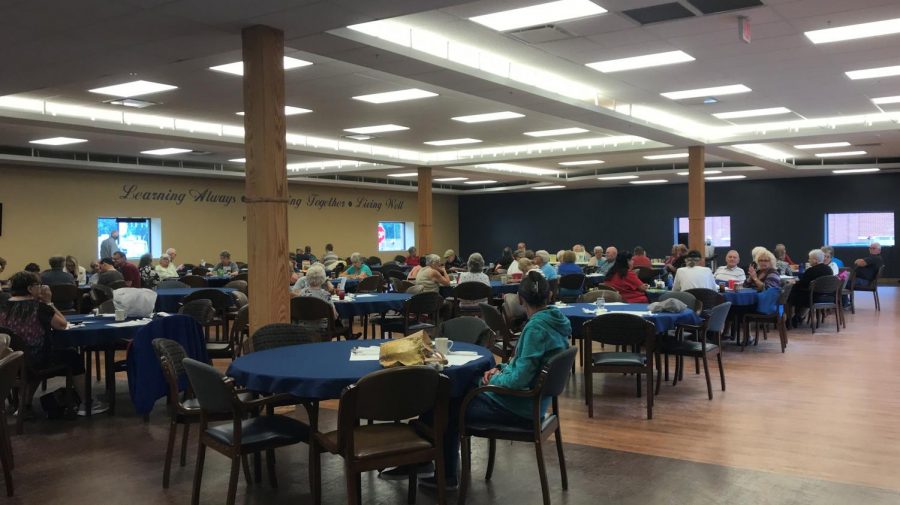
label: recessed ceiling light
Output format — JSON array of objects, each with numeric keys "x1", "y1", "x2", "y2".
[
  {"x1": 353, "y1": 88, "x2": 438, "y2": 103},
  {"x1": 29, "y1": 137, "x2": 88, "y2": 146},
  {"x1": 343, "y1": 124, "x2": 409, "y2": 134},
  {"x1": 559, "y1": 160, "x2": 604, "y2": 166},
  {"x1": 388, "y1": 172, "x2": 418, "y2": 177},
  {"x1": 464, "y1": 180, "x2": 498, "y2": 185},
  {"x1": 141, "y1": 148, "x2": 192, "y2": 155},
  {"x1": 88, "y1": 80, "x2": 177, "y2": 98},
  {"x1": 434, "y1": 177, "x2": 469, "y2": 182},
  {"x1": 846, "y1": 65, "x2": 900, "y2": 80},
  {"x1": 228, "y1": 158, "x2": 246, "y2": 163},
  {"x1": 832, "y1": 168, "x2": 880, "y2": 174},
  {"x1": 586, "y1": 50, "x2": 695, "y2": 73},
  {"x1": 523, "y1": 127, "x2": 589, "y2": 137},
  {"x1": 712, "y1": 107, "x2": 792, "y2": 119},
  {"x1": 533, "y1": 185, "x2": 566, "y2": 190},
  {"x1": 209, "y1": 56, "x2": 313, "y2": 76},
  {"x1": 705, "y1": 175, "x2": 746, "y2": 181},
  {"x1": 236, "y1": 106, "x2": 312, "y2": 116},
  {"x1": 424, "y1": 138, "x2": 482, "y2": 146},
  {"x1": 476, "y1": 163, "x2": 558, "y2": 176},
  {"x1": 629, "y1": 179, "x2": 668, "y2": 184},
  {"x1": 644, "y1": 153, "x2": 688, "y2": 160},
  {"x1": 105, "y1": 98, "x2": 157, "y2": 108},
  {"x1": 805, "y1": 18, "x2": 900, "y2": 44},
  {"x1": 872, "y1": 95, "x2": 900, "y2": 105},
  {"x1": 342, "y1": 134, "x2": 375, "y2": 141},
  {"x1": 793, "y1": 141, "x2": 851, "y2": 149},
  {"x1": 470, "y1": 0, "x2": 607, "y2": 32},
  {"x1": 661, "y1": 84, "x2": 751, "y2": 100},
  {"x1": 703, "y1": 97, "x2": 719, "y2": 104},
  {"x1": 815, "y1": 151, "x2": 867, "y2": 157},
  {"x1": 451, "y1": 111, "x2": 524, "y2": 123},
  {"x1": 598, "y1": 175, "x2": 638, "y2": 180},
  {"x1": 676, "y1": 170, "x2": 722, "y2": 176}
]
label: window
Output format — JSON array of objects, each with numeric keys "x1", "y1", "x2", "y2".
[
  {"x1": 826, "y1": 212, "x2": 894, "y2": 247},
  {"x1": 98, "y1": 217, "x2": 160, "y2": 259},
  {"x1": 378, "y1": 221, "x2": 415, "y2": 252},
  {"x1": 675, "y1": 216, "x2": 731, "y2": 247}
]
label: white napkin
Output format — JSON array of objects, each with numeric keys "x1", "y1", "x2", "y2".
[
  {"x1": 107, "y1": 318, "x2": 153, "y2": 328},
  {"x1": 349, "y1": 346, "x2": 381, "y2": 361},
  {"x1": 445, "y1": 353, "x2": 482, "y2": 367}
]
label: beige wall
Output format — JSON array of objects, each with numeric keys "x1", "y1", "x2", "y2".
[{"x1": 0, "y1": 165, "x2": 458, "y2": 272}]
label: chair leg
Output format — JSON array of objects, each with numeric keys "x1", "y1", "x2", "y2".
[
  {"x1": 646, "y1": 368, "x2": 654, "y2": 420},
  {"x1": 636, "y1": 372, "x2": 641, "y2": 398},
  {"x1": 407, "y1": 466, "x2": 417, "y2": 504},
  {"x1": 850, "y1": 290, "x2": 856, "y2": 314},
  {"x1": 95, "y1": 351, "x2": 102, "y2": 383},
  {"x1": 433, "y1": 445, "x2": 448, "y2": 505},
  {"x1": 485, "y1": 438, "x2": 496, "y2": 480},
  {"x1": 266, "y1": 448, "x2": 277, "y2": 488},
  {"x1": 534, "y1": 441, "x2": 551, "y2": 505},
  {"x1": 163, "y1": 419, "x2": 177, "y2": 488},
  {"x1": 180, "y1": 421, "x2": 190, "y2": 466},
  {"x1": 191, "y1": 442, "x2": 206, "y2": 505},
  {"x1": 241, "y1": 454, "x2": 252, "y2": 486},
  {"x1": 310, "y1": 442, "x2": 321, "y2": 505},
  {"x1": 0, "y1": 423, "x2": 12, "y2": 497},
  {"x1": 554, "y1": 428, "x2": 568, "y2": 490},
  {"x1": 226, "y1": 456, "x2": 240, "y2": 505},
  {"x1": 345, "y1": 464, "x2": 360, "y2": 505},
  {"x1": 694, "y1": 356, "x2": 700, "y2": 375},
  {"x1": 459, "y1": 436, "x2": 471, "y2": 505},
  {"x1": 655, "y1": 354, "x2": 663, "y2": 395},
  {"x1": 584, "y1": 367, "x2": 593, "y2": 417},
  {"x1": 874, "y1": 289, "x2": 880, "y2": 311},
  {"x1": 702, "y1": 354, "x2": 712, "y2": 400},
  {"x1": 717, "y1": 352, "x2": 726, "y2": 391}
]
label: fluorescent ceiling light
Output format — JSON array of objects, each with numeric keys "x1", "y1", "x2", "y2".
[
  {"x1": 832, "y1": 168, "x2": 880, "y2": 174},
  {"x1": 661, "y1": 84, "x2": 751, "y2": 100},
  {"x1": 598, "y1": 175, "x2": 638, "y2": 180},
  {"x1": 731, "y1": 143, "x2": 792, "y2": 160},
  {"x1": 343, "y1": 124, "x2": 409, "y2": 134},
  {"x1": 644, "y1": 153, "x2": 688, "y2": 160},
  {"x1": 424, "y1": 138, "x2": 482, "y2": 146},
  {"x1": 533, "y1": 185, "x2": 565, "y2": 190},
  {"x1": 476, "y1": 163, "x2": 559, "y2": 176},
  {"x1": 353, "y1": 88, "x2": 438, "y2": 103},
  {"x1": 705, "y1": 175, "x2": 746, "y2": 181},
  {"x1": 805, "y1": 18, "x2": 900, "y2": 44},
  {"x1": 236, "y1": 106, "x2": 312, "y2": 116},
  {"x1": 793, "y1": 142, "x2": 851, "y2": 149},
  {"x1": 29, "y1": 137, "x2": 87, "y2": 146},
  {"x1": 89, "y1": 80, "x2": 177, "y2": 98},
  {"x1": 434, "y1": 177, "x2": 469, "y2": 182},
  {"x1": 676, "y1": 170, "x2": 722, "y2": 176},
  {"x1": 629, "y1": 179, "x2": 668, "y2": 184},
  {"x1": 452, "y1": 111, "x2": 524, "y2": 123},
  {"x1": 815, "y1": 150, "x2": 866, "y2": 157},
  {"x1": 559, "y1": 160, "x2": 604, "y2": 166},
  {"x1": 106, "y1": 98, "x2": 156, "y2": 108},
  {"x1": 523, "y1": 127, "x2": 589, "y2": 137},
  {"x1": 209, "y1": 56, "x2": 312, "y2": 76},
  {"x1": 713, "y1": 107, "x2": 791, "y2": 119},
  {"x1": 343, "y1": 134, "x2": 374, "y2": 141},
  {"x1": 586, "y1": 50, "x2": 694, "y2": 73},
  {"x1": 228, "y1": 158, "x2": 246, "y2": 163},
  {"x1": 846, "y1": 65, "x2": 900, "y2": 80},
  {"x1": 872, "y1": 95, "x2": 900, "y2": 105},
  {"x1": 388, "y1": 172, "x2": 418, "y2": 177},
  {"x1": 464, "y1": 180, "x2": 498, "y2": 185},
  {"x1": 141, "y1": 148, "x2": 192, "y2": 155},
  {"x1": 470, "y1": 0, "x2": 607, "y2": 32}
]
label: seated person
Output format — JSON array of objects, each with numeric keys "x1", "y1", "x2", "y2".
[
  {"x1": 822, "y1": 245, "x2": 843, "y2": 268},
  {"x1": 672, "y1": 250, "x2": 717, "y2": 291},
  {"x1": 112, "y1": 252, "x2": 141, "y2": 288},
  {"x1": 852, "y1": 242, "x2": 884, "y2": 288},
  {"x1": 64, "y1": 256, "x2": 87, "y2": 285},
  {"x1": 154, "y1": 254, "x2": 179, "y2": 280},
  {"x1": 714, "y1": 250, "x2": 747, "y2": 284},
  {"x1": 587, "y1": 246, "x2": 604, "y2": 267},
  {"x1": 405, "y1": 246, "x2": 420, "y2": 267},
  {"x1": 787, "y1": 249, "x2": 834, "y2": 326},
  {"x1": 534, "y1": 250, "x2": 558, "y2": 280},
  {"x1": 0, "y1": 271, "x2": 105, "y2": 415},
  {"x1": 665, "y1": 244, "x2": 688, "y2": 274},
  {"x1": 556, "y1": 250, "x2": 582, "y2": 276},
  {"x1": 774, "y1": 243, "x2": 795, "y2": 265},
  {"x1": 295, "y1": 245, "x2": 317, "y2": 267},
  {"x1": 322, "y1": 243, "x2": 339, "y2": 266},
  {"x1": 341, "y1": 253, "x2": 372, "y2": 279},
  {"x1": 97, "y1": 257, "x2": 125, "y2": 287},
  {"x1": 407, "y1": 256, "x2": 427, "y2": 281},
  {"x1": 493, "y1": 247, "x2": 515, "y2": 274},
  {"x1": 211, "y1": 250, "x2": 240, "y2": 277},
  {"x1": 458, "y1": 253, "x2": 490, "y2": 286},
  {"x1": 290, "y1": 264, "x2": 346, "y2": 338},
  {"x1": 138, "y1": 254, "x2": 160, "y2": 289},
  {"x1": 86, "y1": 260, "x2": 101, "y2": 286},
  {"x1": 596, "y1": 246, "x2": 617, "y2": 276},
  {"x1": 413, "y1": 254, "x2": 451, "y2": 293},
  {"x1": 24, "y1": 263, "x2": 41, "y2": 274},
  {"x1": 744, "y1": 248, "x2": 782, "y2": 291},
  {"x1": 443, "y1": 249, "x2": 465, "y2": 272},
  {"x1": 505, "y1": 250, "x2": 529, "y2": 277},
  {"x1": 773, "y1": 247, "x2": 794, "y2": 276},
  {"x1": 604, "y1": 252, "x2": 649, "y2": 303},
  {"x1": 631, "y1": 246, "x2": 652, "y2": 269},
  {"x1": 41, "y1": 255, "x2": 76, "y2": 286},
  {"x1": 821, "y1": 246, "x2": 839, "y2": 275}
]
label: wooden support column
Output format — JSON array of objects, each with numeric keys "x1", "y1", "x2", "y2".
[
  {"x1": 688, "y1": 145, "x2": 706, "y2": 262},
  {"x1": 417, "y1": 167, "x2": 433, "y2": 254},
  {"x1": 242, "y1": 25, "x2": 290, "y2": 337}
]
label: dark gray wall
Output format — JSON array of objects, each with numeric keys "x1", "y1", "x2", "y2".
[{"x1": 458, "y1": 173, "x2": 899, "y2": 277}]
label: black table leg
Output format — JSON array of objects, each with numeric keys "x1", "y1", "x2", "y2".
[
  {"x1": 104, "y1": 346, "x2": 116, "y2": 416},
  {"x1": 82, "y1": 349, "x2": 92, "y2": 417}
]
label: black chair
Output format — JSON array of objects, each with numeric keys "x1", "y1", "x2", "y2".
[
  {"x1": 182, "y1": 358, "x2": 309, "y2": 505},
  {"x1": 182, "y1": 289, "x2": 233, "y2": 339},
  {"x1": 659, "y1": 302, "x2": 731, "y2": 399},
  {"x1": 180, "y1": 275, "x2": 208, "y2": 288},
  {"x1": 459, "y1": 346, "x2": 577, "y2": 505},
  {"x1": 109, "y1": 279, "x2": 127, "y2": 290},
  {"x1": 290, "y1": 296, "x2": 353, "y2": 341},
  {"x1": 807, "y1": 275, "x2": 843, "y2": 333},
  {"x1": 547, "y1": 278, "x2": 559, "y2": 304},
  {"x1": 578, "y1": 290, "x2": 622, "y2": 304},
  {"x1": 224, "y1": 280, "x2": 248, "y2": 295},
  {"x1": 557, "y1": 274, "x2": 585, "y2": 303},
  {"x1": 356, "y1": 275, "x2": 385, "y2": 293},
  {"x1": 583, "y1": 313, "x2": 658, "y2": 419},
  {"x1": 685, "y1": 288, "x2": 724, "y2": 315},
  {"x1": 49, "y1": 284, "x2": 80, "y2": 314},
  {"x1": 741, "y1": 285, "x2": 792, "y2": 352},
  {"x1": 383, "y1": 268, "x2": 407, "y2": 284},
  {"x1": 391, "y1": 279, "x2": 415, "y2": 294},
  {"x1": 660, "y1": 291, "x2": 702, "y2": 315},
  {"x1": 0, "y1": 351, "x2": 23, "y2": 496},
  {"x1": 593, "y1": 283, "x2": 619, "y2": 293},
  {"x1": 158, "y1": 279, "x2": 190, "y2": 289},
  {"x1": 370, "y1": 292, "x2": 443, "y2": 339},
  {"x1": 179, "y1": 299, "x2": 216, "y2": 339},
  {"x1": 251, "y1": 323, "x2": 316, "y2": 353},
  {"x1": 233, "y1": 272, "x2": 249, "y2": 282},
  {"x1": 451, "y1": 281, "x2": 492, "y2": 318},
  {"x1": 479, "y1": 303, "x2": 519, "y2": 363},
  {"x1": 635, "y1": 267, "x2": 657, "y2": 284},
  {"x1": 5, "y1": 329, "x2": 76, "y2": 434},
  {"x1": 846, "y1": 265, "x2": 884, "y2": 313},
  {"x1": 90, "y1": 284, "x2": 114, "y2": 304},
  {"x1": 365, "y1": 256, "x2": 382, "y2": 267},
  {"x1": 438, "y1": 316, "x2": 494, "y2": 347}
]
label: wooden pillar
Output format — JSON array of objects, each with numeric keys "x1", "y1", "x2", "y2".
[
  {"x1": 688, "y1": 145, "x2": 706, "y2": 262},
  {"x1": 417, "y1": 167, "x2": 433, "y2": 254},
  {"x1": 242, "y1": 25, "x2": 290, "y2": 337}
]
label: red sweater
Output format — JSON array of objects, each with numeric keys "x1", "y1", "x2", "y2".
[
  {"x1": 406, "y1": 255, "x2": 420, "y2": 267},
  {"x1": 604, "y1": 270, "x2": 648, "y2": 303},
  {"x1": 118, "y1": 262, "x2": 142, "y2": 288},
  {"x1": 631, "y1": 255, "x2": 652, "y2": 268}
]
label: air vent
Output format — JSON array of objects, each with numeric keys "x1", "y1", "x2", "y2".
[
  {"x1": 103, "y1": 98, "x2": 158, "y2": 108},
  {"x1": 623, "y1": 3, "x2": 695, "y2": 25},
  {"x1": 509, "y1": 25, "x2": 574, "y2": 44},
  {"x1": 686, "y1": 0, "x2": 763, "y2": 15}
]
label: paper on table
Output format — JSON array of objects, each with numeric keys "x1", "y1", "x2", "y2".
[
  {"x1": 603, "y1": 302, "x2": 627, "y2": 305},
  {"x1": 614, "y1": 310, "x2": 652, "y2": 316},
  {"x1": 108, "y1": 319, "x2": 152, "y2": 328},
  {"x1": 355, "y1": 294, "x2": 376, "y2": 298},
  {"x1": 349, "y1": 346, "x2": 381, "y2": 361},
  {"x1": 445, "y1": 354, "x2": 482, "y2": 367}
]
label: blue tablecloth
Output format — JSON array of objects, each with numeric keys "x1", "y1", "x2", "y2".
[
  {"x1": 154, "y1": 287, "x2": 235, "y2": 312},
  {"x1": 334, "y1": 293, "x2": 411, "y2": 318},
  {"x1": 645, "y1": 288, "x2": 668, "y2": 303},
  {"x1": 558, "y1": 303, "x2": 701, "y2": 337},
  {"x1": 57, "y1": 315, "x2": 148, "y2": 348},
  {"x1": 330, "y1": 278, "x2": 360, "y2": 293},
  {"x1": 723, "y1": 289, "x2": 758, "y2": 306},
  {"x1": 227, "y1": 339, "x2": 494, "y2": 399},
  {"x1": 204, "y1": 275, "x2": 233, "y2": 288},
  {"x1": 439, "y1": 280, "x2": 520, "y2": 298},
  {"x1": 585, "y1": 274, "x2": 606, "y2": 286}
]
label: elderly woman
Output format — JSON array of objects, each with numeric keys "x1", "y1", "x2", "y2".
[
  {"x1": 665, "y1": 244, "x2": 688, "y2": 274},
  {"x1": 0, "y1": 271, "x2": 105, "y2": 415},
  {"x1": 821, "y1": 246, "x2": 840, "y2": 275},
  {"x1": 672, "y1": 250, "x2": 717, "y2": 292},
  {"x1": 459, "y1": 253, "x2": 490, "y2": 286},
  {"x1": 341, "y1": 252, "x2": 372, "y2": 279},
  {"x1": 787, "y1": 249, "x2": 834, "y2": 326},
  {"x1": 64, "y1": 256, "x2": 87, "y2": 285},
  {"x1": 443, "y1": 249, "x2": 464, "y2": 272},
  {"x1": 212, "y1": 250, "x2": 239, "y2": 277},
  {"x1": 505, "y1": 249, "x2": 527, "y2": 277},
  {"x1": 406, "y1": 256, "x2": 427, "y2": 281},
  {"x1": 604, "y1": 252, "x2": 649, "y2": 303},
  {"x1": 556, "y1": 250, "x2": 581, "y2": 276},
  {"x1": 744, "y1": 248, "x2": 782, "y2": 291},
  {"x1": 155, "y1": 254, "x2": 179, "y2": 280},
  {"x1": 291, "y1": 264, "x2": 345, "y2": 337},
  {"x1": 138, "y1": 254, "x2": 160, "y2": 289},
  {"x1": 414, "y1": 254, "x2": 451, "y2": 293},
  {"x1": 534, "y1": 250, "x2": 558, "y2": 280},
  {"x1": 773, "y1": 247, "x2": 793, "y2": 276}
]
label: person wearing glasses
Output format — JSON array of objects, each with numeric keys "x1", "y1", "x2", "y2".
[
  {"x1": 852, "y1": 242, "x2": 884, "y2": 288},
  {"x1": 744, "y1": 248, "x2": 782, "y2": 291}
]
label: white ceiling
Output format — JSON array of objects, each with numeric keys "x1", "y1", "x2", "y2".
[{"x1": 2, "y1": 0, "x2": 899, "y2": 193}]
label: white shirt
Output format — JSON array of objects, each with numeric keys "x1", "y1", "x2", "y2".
[
  {"x1": 714, "y1": 265, "x2": 746, "y2": 283},
  {"x1": 458, "y1": 272, "x2": 490, "y2": 286},
  {"x1": 506, "y1": 259, "x2": 522, "y2": 276},
  {"x1": 673, "y1": 266, "x2": 718, "y2": 292},
  {"x1": 826, "y1": 262, "x2": 839, "y2": 275}
]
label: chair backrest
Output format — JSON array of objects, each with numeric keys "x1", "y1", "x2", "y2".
[
  {"x1": 224, "y1": 280, "x2": 248, "y2": 294},
  {"x1": 91, "y1": 284, "x2": 114, "y2": 303},
  {"x1": 405, "y1": 292, "x2": 444, "y2": 319},
  {"x1": 179, "y1": 299, "x2": 215, "y2": 324},
  {"x1": 366, "y1": 256, "x2": 382, "y2": 267},
  {"x1": 109, "y1": 279, "x2": 127, "y2": 290},
  {"x1": 810, "y1": 275, "x2": 842, "y2": 296},
  {"x1": 0, "y1": 351, "x2": 24, "y2": 406},
  {"x1": 152, "y1": 338, "x2": 188, "y2": 403},
  {"x1": 180, "y1": 275, "x2": 208, "y2": 288},
  {"x1": 536, "y1": 346, "x2": 577, "y2": 397},
  {"x1": 289, "y1": 296, "x2": 336, "y2": 340},
  {"x1": 501, "y1": 293, "x2": 527, "y2": 331},
  {"x1": 635, "y1": 267, "x2": 657, "y2": 284},
  {"x1": 191, "y1": 266, "x2": 209, "y2": 276},
  {"x1": 547, "y1": 277, "x2": 559, "y2": 303},
  {"x1": 660, "y1": 291, "x2": 698, "y2": 312},
  {"x1": 251, "y1": 323, "x2": 314, "y2": 352},
  {"x1": 439, "y1": 316, "x2": 494, "y2": 346},
  {"x1": 182, "y1": 358, "x2": 234, "y2": 415},
  {"x1": 357, "y1": 275, "x2": 384, "y2": 293},
  {"x1": 230, "y1": 290, "x2": 249, "y2": 309},
  {"x1": 579, "y1": 290, "x2": 623, "y2": 303},
  {"x1": 233, "y1": 272, "x2": 248, "y2": 282},
  {"x1": 583, "y1": 312, "x2": 656, "y2": 349},
  {"x1": 705, "y1": 301, "x2": 732, "y2": 335},
  {"x1": 182, "y1": 288, "x2": 232, "y2": 310},
  {"x1": 349, "y1": 366, "x2": 444, "y2": 421},
  {"x1": 594, "y1": 283, "x2": 619, "y2": 293},
  {"x1": 384, "y1": 268, "x2": 407, "y2": 282},
  {"x1": 50, "y1": 284, "x2": 79, "y2": 305},
  {"x1": 685, "y1": 288, "x2": 724, "y2": 311},
  {"x1": 479, "y1": 302, "x2": 509, "y2": 336},
  {"x1": 391, "y1": 279, "x2": 414, "y2": 293},
  {"x1": 98, "y1": 299, "x2": 116, "y2": 314},
  {"x1": 559, "y1": 273, "x2": 585, "y2": 291},
  {"x1": 157, "y1": 279, "x2": 189, "y2": 289},
  {"x1": 452, "y1": 281, "x2": 492, "y2": 302},
  {"x1": 778, "y1": 283, "x2": 793, "y2": 305}
]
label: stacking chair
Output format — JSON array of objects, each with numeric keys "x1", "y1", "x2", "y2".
[
  {"x1": 290, "y1": 297, "x2": 353, "y2": 341},
  {"x1": 684, "y1": 288, "x2": 724, "y2": 315},
  {"x1": 451, "y1": 282, "x2": 493, "y2": 318},
  {"x1": 583, "y1": 313, "x2": 658, "y2": 419},
  {"x1": 459, "y1": 346, "x2": 577, "y2": 505},
  {"x1": 846, "y1": 265, "x2": 884, "y2": 313},
  {"x1": 366, "y1": 256, "x2": 382, "y2": 268},
  {"x1": 179, "y1": 299, "x2": 217, "y2": 341},
  {"x1": 224, "y1": 280, "x2": 248, "y2": 295},
  {"x1": 356, "y1": 276, "x2": 386, "y2": 338},
  {"x1": 180, "y1": 275, "x2": 208, "y2": 288},
  {"x1": 391, "y1": 279, "x2": 415, "y2": 294},
  {"x1": 251, "y1": 323, "x2": 316, "y2": 353},
  {"x1": 635, "y1": 267, "x2": 657, "y2": 284},
  {"x1": 158, "y1": 279, "x2": 189, "y2": 289},
  {"x1": 557, "y1": 274, "x2": 585, "y2": 303},
  {"x1": 807, "y1": 275, "x2": 843, "y2": 333},
  {"x1": 578, "y1": 290, "x2": 622, "y2": 304},
  {"x1": 310, "y1": 367, "x2": 451, "y2": 505},
  {"x1": 182, "y1": 289, "x2": 233, "y2": 339},
  {"x1": 182, "y1": 359, "x2": 309, "y2": 505},
  {"x1": 233, "y1": 273, "x2": 249, "y2": 282},
  {"x1": 741, "y1": 285, "x2": 792, "y2": 352},
  {"x1": 658, "y1": 302, "x2": 731, "y2": 399},
  {"x1": 370, "y1": 292, "x2": 443, "y2": 339},
  {"x1": 97, "y1": 299, "x2": 116, "y2": 314},
  {"x1": 660, "y1": 291, "x2": 702, "y2": 315},
  {"x1": 0, "y1": 351, "x2": 23, "y2": 496},
  {"x1": 5, "y1": 330, "x2": 75, "y2": 434},
  {"x1": 49, "y1": 284, "x2": 80, "y2": 314},
  {"x1": 593, "y1": 283, "x2": 619, "y2": 293},
  {"x1": 479, "y1": 303, "x2": 519, "y2": 363},
  {"x1": 438, "y1": 316, "x2": 494, "y2": 347},
  {"x1": 547, "y1": 278, "x2": 559, "y2": 304}
]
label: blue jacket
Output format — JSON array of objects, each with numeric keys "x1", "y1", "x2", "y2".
[
  {"x1": 540, "y1": 263, "x2": 558, "y2": 280},
  {"x1": 126, "y1": 315, "x2": 209, "y2": 416},
  {"x1": 557, "y1": 263, "x2": 582, "y2": 276}
]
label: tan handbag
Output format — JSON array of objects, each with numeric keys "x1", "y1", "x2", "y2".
[{"x1": 379, "y1": 331, "x2": 446, "y2": 368}]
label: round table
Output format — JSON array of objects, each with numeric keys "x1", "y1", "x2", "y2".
[
  {"x1": 333, "y1": 293, "x2": 411, "y2": 319},
  {"x1": 154, "y1": 287, "x2": 235, "y2": 312},
  {"x1": 440, "y1": 280, "x2": 520, "y2": 298},
  {"x1": 204, "y1": 275, "x2": 233, "y2": 288},
  {"x1": 558, "y1": 303, "x2": 701, "y2": 337},
  {"x1": 227, "y1": 340, "x2": 495, "y2": 400},
  {"x1": 723, "y1": 288, "x2": 758, "y2": 306}
]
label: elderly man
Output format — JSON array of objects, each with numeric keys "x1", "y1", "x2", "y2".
[
  {"x1": 100, "y1": 230, "x2": 120, "y2": 259},
  {"x1": 41, "y1": 255, "x2": 76, "y2": 286},
  {"x1": 534, "y1": 250, "x2": 558, "y2": 280},
  {"x1": 211, "y1": 250, "x2": 239, "y2": 277},
  {"x1": 774, "y1": 244, "x2": 794, "y2": 265},
  {"x1": 97, "y1": 257, "x2": 125, "y2": 287},
  {"x1": 587, "y1": 246, "x2": 604, "y2": 267},
  {"x1": 112, "y1": 251, "x2": 141, "y2": 288},
  {"x1": 516, "y1": 242, "x2": 527, "y2": 253},
  {"x1": 714, "y1": 250, "x2": 746, "y2": 284},
  {"x1": 596, "y1": 246, "x2": 618, "y2": 275},
  {"x1": 853, "y1": 242, "x2": 884, "y2": 287},
  {"x1": 631, "y1": 246, "x2": 652, "y2": 268},
  {"x1": 673, "y1": 250, "x2": 717, "y2": 292},
  {"x1": 164, "y1": 247, "x2": 185, "y2": 272}
]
